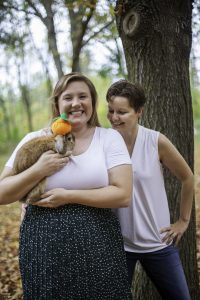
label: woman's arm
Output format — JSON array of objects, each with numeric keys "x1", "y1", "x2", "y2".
[
  {"x1": 33, "y1": 164, "x2": 133, "y2": 209},
  {"x1": 158, "y1": 133, "x2": 194, "y2": 245},
  {"x1": 0, "y1": 151, "x2": 70, "y2": 205}
]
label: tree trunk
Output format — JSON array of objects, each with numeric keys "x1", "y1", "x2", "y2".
[
  {"x1": 0, "y1": 97, "x2": 11, "y2": 140},
  {"x1": 46, "y1": 20, "x2": 63, "y2": 79},
  {"x1": 69, "y1": 9, "x2": 83, "y2": 72},
  {"x1": 26, "y1": 0, "x2": 64, "y2": 79},
  {"x1": 66, "y1": 0, "x2": 96, "y2": 72},
  {"x1": 21, "y1": 84, "x2": 33, "y2": 132},
  {"x1": 115, "y1": 0, "x2": 199, "y2": 299},
  {"x1": 42, "y1": 0, "x2": 63, "y2": 79},
  {"x1": 17, "y1": 63, "x2": 33, "y2": 132}
]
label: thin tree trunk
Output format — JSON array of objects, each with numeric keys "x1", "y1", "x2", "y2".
[
  {"x1": 26, "y1": 0, "x2": 63, "y2": 79},
  {"x1": 21, "y1": 84, "x2": 33, "y2": 132},
  {"x1": 0, "y1": 97, "x2": 11, "y2": 140},
  {"x1": 115, "y1": 0, "x2": 199, "y2": 299},
  {"x1": 41, "y1": 0, "x2": 63, "y2": 78},
  {"x1": 17, "y1": 64, "x2": 33, "y2": 132},
  {"x1": 66, "y1": 0, "x2": 96, "y2": 72}
]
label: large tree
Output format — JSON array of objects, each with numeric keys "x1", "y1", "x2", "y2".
[{"x1": 115, "y1": 0, "x2": 200, "y2": 299}]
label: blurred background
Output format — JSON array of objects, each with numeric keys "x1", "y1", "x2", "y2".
[{"x1": 0, "y1": 0, "x2": 200, "y2": 299}]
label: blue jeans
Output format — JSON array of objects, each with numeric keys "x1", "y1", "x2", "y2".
[{"x1": 126, "y1": 245, "x2": 191, "y2": 300}]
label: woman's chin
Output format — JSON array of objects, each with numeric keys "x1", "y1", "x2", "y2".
[{"x1": 71, "y1": 119, "x2": 89, "y2": 130}]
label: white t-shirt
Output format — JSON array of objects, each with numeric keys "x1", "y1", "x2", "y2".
[
  {"x1": 114, "y1": 125, "x2": 170, "y2": 253},
  {"x1": 6, "y1": 127, "x2": 131, "y2": 191}
]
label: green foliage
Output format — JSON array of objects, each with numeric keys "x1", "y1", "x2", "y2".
[
  {"x1": 0, "y1": 152, "x2": 11, "y2": 172},
  {"x1": 192, "y1": 87, "x2": 200, "y2": 140},
  {"x1": 192, "y1": 87, "x2": 200, "y2": 119},
  {"x1": 91, "y1": 75, "x2": 112, "y2": 128},
  {"x1": 0, "y1": 76, "x2": 52, "y2": 154},
  {"x1": 0, "y1": 74, "x2": 112, "y2": 162}
]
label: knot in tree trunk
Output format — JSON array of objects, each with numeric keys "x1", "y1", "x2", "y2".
[{"x1": 123, "y1": 9, "x2": 140, "y2": 37}]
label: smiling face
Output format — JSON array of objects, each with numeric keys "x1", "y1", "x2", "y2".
[
  {"x1": 58, "y1": 81, "x2": 93, "y2": 130},
  {"x1": 107, "y1": 96, "x2": 143, "y2": 137}
]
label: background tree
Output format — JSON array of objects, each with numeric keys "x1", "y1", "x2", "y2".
[
  {"x1": 1, "y1": 0, "x2": 64, "y2": 78},
  {"x1": 24, "y1": 0, "x2": 64, "y2": 78},
  {"x1": 66, "y1": 0, "x2": 97, "y2": 72},
  {"x1": 0, "y1": 0, "x2": 199, "y2": 298},
  {"x1": 115, "y1": 0, "x2": 200, "y2": 299},
  {"x1": 29, "y1": 30, "x2": 53, "y2": 96},
  {"x1": 0, "y1": 96, "x2": 11, "y2": 140},
  {"x1": 0, "y1": 0, "x2": 116, "y2": 147},
  {"x1": 65, "y1": 0, "x2": 116, "y2": 72},
  {"x1": 96, "y1": 19, "x2": 128, "y2": 78}
]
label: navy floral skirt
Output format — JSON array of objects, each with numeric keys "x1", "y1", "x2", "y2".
[{"x1": 19, "y1": 204, "x2": 132, "y2": 299}]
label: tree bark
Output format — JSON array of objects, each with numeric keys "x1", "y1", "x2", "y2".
[
  {"x1": 26, "y1": 0, "x2": 63, "y2": 79},
  {"x1": 17, "y1": 63, "x2": 33, "y2": 132},
  {"x1": 115, "y1": 0, "x2": 199, "y2": 299},
  {"x1": 21, "y1": 84, "x2": 33, "y2": 132},
  {"x1": 66, "y1": 0, "x2": 97, "y2": 72},
  {"x1": 42, "y1": 0, "x2": 63, "y2": 79},
  {"x1": 0, "y1": 97, "x2": 11, "y2": 140}
]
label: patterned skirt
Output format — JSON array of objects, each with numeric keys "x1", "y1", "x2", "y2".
[{"x1": 19, "y1": 204, "x2": 132, "y2": 300}]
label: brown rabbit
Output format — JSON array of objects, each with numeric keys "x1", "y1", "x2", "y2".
[{"x1": 13, "y1": 133, "x2": 75, "y2": 204}]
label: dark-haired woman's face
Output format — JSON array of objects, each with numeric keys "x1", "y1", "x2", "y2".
[
  {"x1": 58, "y1": 81, "x2": 93, "y2": 130},
  {"x1": 107, "y1": 96, "x2": 142, "y2": 136}
]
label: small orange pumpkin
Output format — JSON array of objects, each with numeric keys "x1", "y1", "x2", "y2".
[{"x1": 51, "y1": 113, "x2": 72, "y2": 135}]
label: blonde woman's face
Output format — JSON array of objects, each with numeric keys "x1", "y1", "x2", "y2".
[{"x1": 58, "y1": 81, "x2": 93, "y2": 129}]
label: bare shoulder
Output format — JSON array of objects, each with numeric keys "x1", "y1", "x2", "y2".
[
  {"x1": 158, "y1": 133, "x2": 179, "y2": 161},
  {"x1": 158, "y1": 133, "x2": 174, "y2": 149},
  {"x1": 158, "y1": 133, "x2": 193, "y2": 180}
]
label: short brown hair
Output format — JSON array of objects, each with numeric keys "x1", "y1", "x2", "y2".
[
  {"x1": 50, "y1": 72, "x2": 100, "y2": 127},
  {"x1": 106, "y1": 79, "x2": 146, "y2": 112}
]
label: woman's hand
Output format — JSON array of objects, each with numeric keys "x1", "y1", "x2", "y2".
[
  {"x1": 32, "y1": 188, "x2": 70, "y2": 208},
  {"x1": 160, "y1": 218, "x2": 189, "y2": 246},
  {"x1": 34, "y1": 150, "x2": 72, "y2": 177}
]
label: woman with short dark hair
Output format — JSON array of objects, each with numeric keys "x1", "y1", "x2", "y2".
[{"x1": 107, "y1": 79, "x2": 193, "y2": 300}]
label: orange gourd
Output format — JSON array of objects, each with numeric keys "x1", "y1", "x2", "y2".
[{"x1": 51, "y1": 113, "x2": 72, "y2": 135}]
